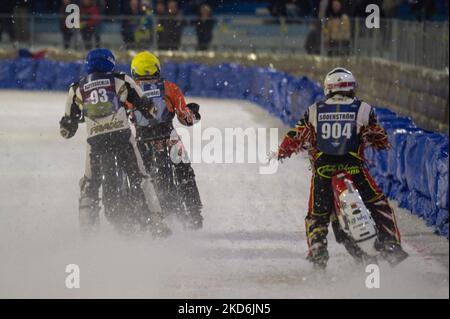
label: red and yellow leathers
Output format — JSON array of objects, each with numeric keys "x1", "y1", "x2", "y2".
[{"x1": 278, "y1": 95, "x2": 402, "y2": 263}]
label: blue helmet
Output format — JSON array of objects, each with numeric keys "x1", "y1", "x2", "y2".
[{"x1": 85, "y1": 48, "x2": 116, "y2": 74}]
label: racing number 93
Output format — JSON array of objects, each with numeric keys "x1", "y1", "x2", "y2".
[
  {"x1": 86, "y1": 88, "x2": 114, "y2": 118},
  {"x1": 89, "y1": 88, "x2": 108, "y2": 104}
]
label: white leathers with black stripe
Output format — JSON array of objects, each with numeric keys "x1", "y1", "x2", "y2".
[
  {"x1": 66, "y1": 74, "x2": 162, "y2": 215},
  {"x1": 64, "y1": 74, "x2": 145, "y2": 139}
]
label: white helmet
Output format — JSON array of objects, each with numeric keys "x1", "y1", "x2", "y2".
[{"x1": 323, "y1": 67, "x2": 356, "y2": 96}]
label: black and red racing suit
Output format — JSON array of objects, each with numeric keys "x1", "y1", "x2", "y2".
[{"x1": 277, "y1": 95, "x2": 402, "y2": 258}]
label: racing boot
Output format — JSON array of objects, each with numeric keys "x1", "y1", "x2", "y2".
[
  {"x1": 184, "y1": 207, "x2": 204, "y2": 230},
  {"x1": 341, "y1": 237, "x2": 378, "y2": 266},
  {"x1": 143, "y1": 212, "x2": 172, "y2": 239},
  {"x1": 375, "y1": 239, "x2": 409, "y2": 267},
  {"x1": 307, "y1": 243, "x2": 329, "y2": 270}
]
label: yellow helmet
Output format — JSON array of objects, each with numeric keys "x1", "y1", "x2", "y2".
[{"x1": 130, "y1": 51, "x2": 161, "y2": 79}]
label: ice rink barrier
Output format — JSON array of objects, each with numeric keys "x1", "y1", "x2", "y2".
[{"x1": 0, "y1": 57, "x2": 448, "y2": 237}]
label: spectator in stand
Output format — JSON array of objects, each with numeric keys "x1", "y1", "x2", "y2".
[
  {"x1": 94, "y1": 0, "x2": 105, "y2": 48},
  {"x1": 155, "y1": 0, "x2": 166, "y2": 49},
  {"x1": 80, "y1": 0, "x2": 100, "y2": 50},
  {"x1": 383, "y1": 0, "x2": 403, "y2": 18},
  {"x1": 0, "y1": 0, "x2": 15, "y2": 47},
  {"x1": 410, "y1": 0, "x2": 437, "y2": 21},
  {"x1": 122, "y1": 0, "x2": 144, "y2": 48},
  {"x1": 121, "y1": 0, "x2": 154, "y2": 49},
  {"x1": 134, "y1": 0, "x2": 154, "y2": 48},
  {"x1": 60, "y1": 0, "x2": 74, "y2": 49},
  {"x1": 195, "y1": 3, "x2": 215, "y2": 51},
  {"x1": 268, "y1": 0, "x2": 287, "y2": 17},
  {"x1": 158, "y1": 0, "x2": 184, "y2": 50},
  {"x1": 14, "y1": 0, "x2": 30, "y2": 44},
  {"x1": 304, "y1": 19, "x2": 321, "y2": 55},
  {"x1": 309, "y1": 0, "x2": 322, "y2": 18},
  {"x1": 155, "y1": 0, "x2": 166, "y2": 17},
  {"x1": 324, "y1": 0, "x2": 351, "y2": 56}
]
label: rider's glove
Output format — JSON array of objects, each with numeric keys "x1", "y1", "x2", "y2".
[
  {"x1": 59, "y1": 115, "x2": 78, "y2": 139},
  {"x1": 361, "y1": 124, "x2": 391, "y2": 150},
  {"x1": 277, "y1": 148, "x2": 288, "y2": 160},
  {"x1": 187, "y1": 103, "x2": 201, "y2": 121}
]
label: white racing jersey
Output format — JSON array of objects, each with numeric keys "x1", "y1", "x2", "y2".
[{"x1": 64, "y1": 72, "x2": 152, "y2": 140}]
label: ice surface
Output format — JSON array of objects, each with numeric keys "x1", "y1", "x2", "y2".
[{"x1": 0, "y1": 91, "x2": 448, "y2": 298}]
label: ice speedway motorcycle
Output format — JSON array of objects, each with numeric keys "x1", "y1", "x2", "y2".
[
  {"x1": 77, "y1": 116, "x2": 165, "y2": 237},
  {"x1": 271, "y1": 147, "x2": 380, "y2": 264},
  {"x1": 134, "y1": 127, "x2": 202, "y2": 229},
  {"x1": 330, "y1": 170, "x2": 379, "y2": 264}
]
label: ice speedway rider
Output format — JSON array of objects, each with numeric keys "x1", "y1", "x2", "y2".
[
  {"x1": 276, "y1": 67, "x2": 409, "y2": 269},
  {"x1": 59, "y1": 48, "x2": 171, "y2": 237},
  {"x1": 130, "y1": 51, "x2": 203, "y2": 229}
]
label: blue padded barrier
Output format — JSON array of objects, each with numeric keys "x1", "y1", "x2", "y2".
[
  {"x1": 161, "y1": 61, "x2": 179, "y2": 84},
  {"x1": 0, "y1": 57, "x2": 447, "y2": 237},
  {"x1": 0, "y1": 59, "x2": 16, "y2": 89},
  {"x1": 53, "y1": 61, "x2": 82, "y2": 91},
  {"x1": 214, "y1": 63, "x2": 246, "y2": 99},
  {"x1": 404, "y1": 133, "x2": 429, "y2": 196},
  {"x1": 34, "y1": 59, "x2": 58, "y2": 90},
  {"x1": 14, "y1": 58, "x2": 37, "y2": 89},
  {"x1": 115, "y1": 63, "x2": 130, "y2": 75},
  {"x1": 177, "y1": 63, "x2": 192, "y2": 93},
  {"x1": 188, "y1": 63, "x2": 207, "y2": 96}
]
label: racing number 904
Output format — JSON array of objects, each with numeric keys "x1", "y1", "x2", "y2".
[{"x1": 321, "y1": 122, "x2": 352, "y2": 139}]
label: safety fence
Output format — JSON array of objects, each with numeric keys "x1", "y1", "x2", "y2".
[
  {"x1": 1, "y1": 14, "x2": 448, "y2": 70},
  {"x1": 0, "y1": 57, "x2": 448, "y2": 237}
]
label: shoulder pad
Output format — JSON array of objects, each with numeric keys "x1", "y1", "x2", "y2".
[
  {"x1": 359, "y1": 100, "x2": 372, "y2": 109},
  {"x1": 69, "y1": 80, "x2": 80, "y2": 89},
  {"x1": 114, "y1": 72, "x2": 127, "y2": 79},
  {"x1": 315, "y1": 100, "x2": 326, "y2": 107}
]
